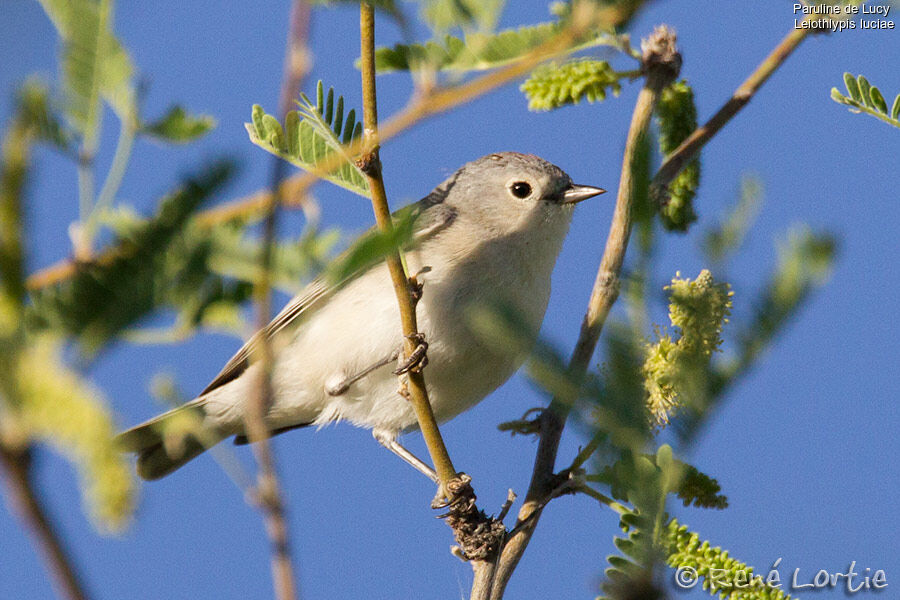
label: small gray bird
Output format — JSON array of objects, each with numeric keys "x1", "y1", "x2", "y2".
[{"x1": 118, "y1": 152, "x2": 605, "y2": 480}]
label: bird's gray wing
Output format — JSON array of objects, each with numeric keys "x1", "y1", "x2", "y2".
[{"x1": 197, "y1": 187, "x2": 458, "y2": 398}]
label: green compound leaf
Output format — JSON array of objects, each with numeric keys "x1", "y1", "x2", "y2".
[
  {"x1": 655, "y1": 80, "x2": 701, "y2": 231},
  {"x1": 246, "y1": 81, "x2": 370, "y2": 198},
  {"x1": 520, "y1": 58, "x2": 622, "y2": 111},
  {"x1": 663, "y1": 519, "x2": 795, "y2": 600},
  {"x1": 141, "y1": 105, "x2": 216, "y2": 143},
  {"x1": 374, "y1": 21, "x2": 628, "y2": 73},
  {"x1": 832, "y1": 72, "x2": 900, "y2": 129}
]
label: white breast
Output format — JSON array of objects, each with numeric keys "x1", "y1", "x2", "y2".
[{"x1": 203, "y1": 208, "x2": 572, "y2": 437}]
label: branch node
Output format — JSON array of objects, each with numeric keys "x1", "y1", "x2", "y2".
[
  {"x1": 438, "y1": 474, "x2": 507, "y2": 562},
  {"x1": 640, "y1": 25, "x2": 682, "y2": 87},
  {"x1": 355, "y1": 150, "x2": 382, "y2": 177}
]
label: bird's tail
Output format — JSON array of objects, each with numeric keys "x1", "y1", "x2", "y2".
[{"x1": 116, "y1": 398, "x2": 226, "y2": 480}]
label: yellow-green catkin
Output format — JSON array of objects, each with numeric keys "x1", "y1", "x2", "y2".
[
  {"x1": 16, "y1": 338, "x2": 136, "y2": 532},
  {"x1": 643, "y1": 270, "x2": 732, "y2": 426}
]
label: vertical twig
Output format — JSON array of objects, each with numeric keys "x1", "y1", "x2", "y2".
[
  {"x1": 0, "y1": 446, "x2": 89, "y2": 600},
  {"x1": 244, "y1": 3, "x2": 311, "y2": 600},
  {"x1": 358, "y1": 1, "x2": 458, "y2": 489},
  {"x1": 486, "y1": 27, "x2": 681, "y2": 600}
]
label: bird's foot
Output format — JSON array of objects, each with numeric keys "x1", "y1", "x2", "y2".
[{"x1": 392, "y1": 333, "x2": 428, "y2": 375}]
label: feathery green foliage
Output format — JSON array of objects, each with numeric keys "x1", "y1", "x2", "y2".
[
  {"x1": 832, "y1": 72, "x2": 900, "y2": 129},
  {"x1": 598, "y1": 446, "x2": 683, "y2": 599},
  {"x1": 246, "y1": 81, "x2": 370, "y2": 197},
  {"x1": 374, "y1": 21, "x2": 627, "y2": 73},
  {"x1": 643, "y1": 270, "x2": 732, "y2": 427},
  {"x1": 656, "y1": 80, "x2": 701, "y2": 231},
  {"x1": 663, "y1": 519, "x2": 794, "y2": 600},
  {"x1": 594, "y1": 450, "x2": 727, "y2": 511},
  {"x1": 28, "y1": 162, "x2": 236, "y2": 351},
  {"x1": 141, "y1": 106, "x2": 216, "y2": 143},
  {"x1": 17, "y1": 80, "x2": 74, "y2": 154},
  {"x1": 520, "y1": 59, "x2": 622, "y2": 111},
  {"x1": 676, "y1": 464, "x2": 728, "y2": 510}
]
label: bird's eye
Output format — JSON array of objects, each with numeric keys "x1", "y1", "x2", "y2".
[{"x1": 510, "y1": 181, "x2": 532, "y2": 199}]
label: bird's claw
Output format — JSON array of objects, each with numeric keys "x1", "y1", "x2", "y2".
[{"x1": 393, "y1": 333, "x2": 428, "y2": 375}]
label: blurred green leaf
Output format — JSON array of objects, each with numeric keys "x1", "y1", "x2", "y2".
[
  {"x1": 0, "y1": 95, "x2": 37, "y2": 321},
  {"x1": 420, "y1": 0, "x2": 504, "y2": 32},
  {"x1": 702, "y1": 175, "x2": 762, "y2": 264},
  {"x1": 325, "y1": 206, "x2": 418, "y2": 283},
  {"x1": 37, "y1": 0, "x2": 137, "y2": 139},
  {"x1": 141, "y1": 106, "x2": 216, "y2": 143},
  {"x1": 678, "y1": 226, "x2": 836, "y2": 440},
  {"x1": 18, "y1": 79, "x2": 74, "y2": 153}
]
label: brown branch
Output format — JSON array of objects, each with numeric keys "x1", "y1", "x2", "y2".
[
  {"x1": 0, "y1": 444, "x2": 89, "y2": 600},
  {"x1": 358, "y1": 1, "x2": 458, "y2": 487},
  {"x1": 651, "y1": 21, "x2": 812, "y2": 194},
  {"x1": 243, "y1": 3, "x2": 311, "y2": 600},
  {"x1": 486, "y1": 26, "x2": 681, "y2": 599}
]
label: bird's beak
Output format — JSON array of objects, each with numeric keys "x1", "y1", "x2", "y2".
[{"x1": 560, "y1": 184, "x2": 606, "y2": 204}]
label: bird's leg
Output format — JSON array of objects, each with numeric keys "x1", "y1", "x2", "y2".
[
  {"x1": 325, "y1": 350, "x2": 399, "y2": 396},
  {"x1": 373, "y1": 430, "x2": 438, "y2": 483},
  {"x1": 392, "y1": 332, "x2": 428, "y2": 375}
]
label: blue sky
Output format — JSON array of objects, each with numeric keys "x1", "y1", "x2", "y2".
[{"x1": 1, "y1": 1, "x2": 898, "y2": 599}]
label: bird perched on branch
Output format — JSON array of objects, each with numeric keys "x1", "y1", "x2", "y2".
[{"x1": 117, "y1": 152, "x2": 605, "y2": 480}]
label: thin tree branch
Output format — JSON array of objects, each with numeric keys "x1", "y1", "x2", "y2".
[
  {"x1": 358, "y1": 1, "x2": 458, "y2": 487},
  {"x1": 651, "y1": 21, "x2": 813, "y2": 194},
  {"x1": 486, "y1": 27, "x2": 681, "y2": 600},
  {"x1": 0, "y1": 444, "x2": 89, "y2": 600},
  {"x1": 243, "y1": 3, "x2": 311, "y2": 600}
]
